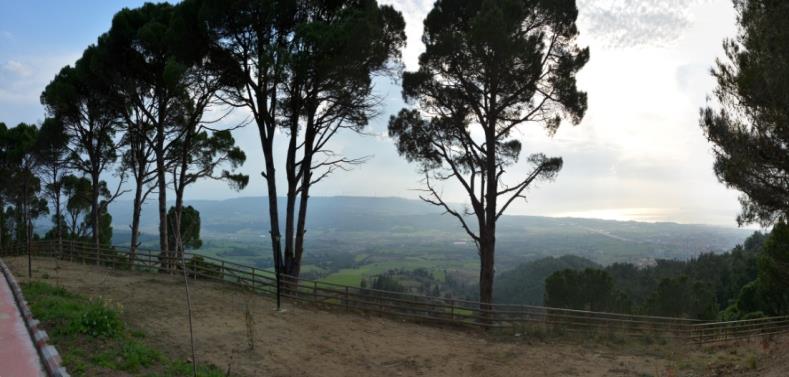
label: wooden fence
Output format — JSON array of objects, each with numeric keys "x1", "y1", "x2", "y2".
[{"x1": 2, "y1": 240, "x2": 788, "y2": 344}]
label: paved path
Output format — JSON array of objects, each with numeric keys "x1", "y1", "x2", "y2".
[{"x1": 0, "y1": 272, "x2": 44, "y2": 377}]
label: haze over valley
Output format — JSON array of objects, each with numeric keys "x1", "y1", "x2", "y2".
[{"x1": 105, "y1": 196, "x2": 753, "y2": 288}]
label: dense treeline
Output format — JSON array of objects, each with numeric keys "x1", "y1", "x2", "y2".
[
  {"x1": 495, "y1": 255, "x2": 599, "y2": 305},
  {"x1": 0, "y1": 0, "x2": 405, "y2": 279},
  {"x1": 542, "y1": 229, "x2": 789, "y2": 320},
  {"x1": 1, "y1": 2, "x2": 250, "y2": 265},
  {"x1": 536, "y1": 0, "x2": 789, "y2": 321}
]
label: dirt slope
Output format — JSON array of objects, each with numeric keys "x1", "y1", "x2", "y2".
[{"x1": 6, "y1": 257, "x2": 788, "y2": 377}]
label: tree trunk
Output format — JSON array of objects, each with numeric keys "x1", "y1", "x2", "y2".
[
  {"x1": 263, "y1": 148, "x2": 282, "y2": 271},
  {"x1": 156, "y1": 121, "x2": 169, "y2": 271},
  {"x1": 283, "y1": 191, "x2": 296, "y2": 274},
  {"x1": 55, "y1": 187, "x2": 62, "y2": 258},
  {"x1": 22, "y1": 182, "x2": 31, "y2": 277},
  {"x1": 172, "y1": 194, "x2": 183, "y2": 277},
  {"x1": 130, "y1": 177, "x2": 143, "y2": 264},
  {"x1": 91, "y1": 169, "x2": 100, "y2": 264},
  {"x1": 478, "y1": 233, "x2": 495, "y2": 312},
  {"x1": 479, "y1": 117, "x2": 499, "y2": 320},
  {"x1": 283, "y1": 117, "x2": 298, "y2": 275},
  {"x1": 292, "y1": 121, "x2": 316, "y2": 279},
  {"x1": 173, "y1": 183, "x2": 185, "y2": 261},
  {"x1": 292, "y1": 185, "x2": 309, "y2": 279},
  {"x1": 27, "y1": 203, "x2": 32, "y2": 279}
]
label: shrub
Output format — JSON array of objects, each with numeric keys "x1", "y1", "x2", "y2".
[{"x1": 77, "y1": 299, "x2": 124, "y2": 338}]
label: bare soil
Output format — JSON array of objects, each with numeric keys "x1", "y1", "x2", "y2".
[{"x1": 7, "y1": 257, "x2": 788, "y2": 377}]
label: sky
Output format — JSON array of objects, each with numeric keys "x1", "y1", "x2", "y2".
[{"x1": 0, "y1": 0, "x2": 748, "y2": 227}]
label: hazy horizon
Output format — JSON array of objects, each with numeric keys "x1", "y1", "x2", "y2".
[
  {"x1": 104, "y1": 194, "x2": 759, "y2": 230},
  {"x1": 0, "y1": 0, "x2": 747, "y2": 227}
]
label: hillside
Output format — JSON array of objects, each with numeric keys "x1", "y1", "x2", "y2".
[
  {"x1": 106, "y1": 196, "x2": 752, "y2": 270},
  {"x1": 494, "y1": 255, "x2": 600, "y2": 305},
  {"x1": 8, "y1": 256, "x2": 789, "y2": 377}
]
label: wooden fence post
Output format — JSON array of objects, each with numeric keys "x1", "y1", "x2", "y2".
[
  {"x1": 251, "y1": 268, "x2": 256, "y2": 291},
  {"x1": 345, "y1": 286, "x2": 350, "y2": 311}
]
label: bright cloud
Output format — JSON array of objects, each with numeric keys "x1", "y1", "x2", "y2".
[{"x1": 2, "y1": 60, "x2": 33, "y2": 78}]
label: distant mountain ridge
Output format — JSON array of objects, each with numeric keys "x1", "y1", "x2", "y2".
[
  {"x1": 108, "y1": 195, "x2": 745, "y2": 233},
  {"x1": 105, "y1": 195, "x2": 753, "y2": 266}
]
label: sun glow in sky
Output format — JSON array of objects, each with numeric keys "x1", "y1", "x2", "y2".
[{"x1": 0, "y1": 0, "x2": 747, "y2": 227}]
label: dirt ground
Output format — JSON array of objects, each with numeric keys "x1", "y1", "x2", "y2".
[{"x1": 6, "y1": 256, "x2": 788, "y2": 377}]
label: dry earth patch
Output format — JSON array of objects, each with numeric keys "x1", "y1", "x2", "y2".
[{"x1": 6, "y1": 256, "x2": 788, "y2": 377}]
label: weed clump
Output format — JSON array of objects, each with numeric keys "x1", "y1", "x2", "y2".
[{"x1": 78, "y1": 299, "x2": 123, "y2": 338}]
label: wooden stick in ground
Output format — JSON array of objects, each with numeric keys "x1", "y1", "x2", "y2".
[
  {"x1": 179, "y1": 254, "x2": 197, "y2": 377},
  {"x1": 172, "y1": 217, "x2": 197, "y2": 377}
]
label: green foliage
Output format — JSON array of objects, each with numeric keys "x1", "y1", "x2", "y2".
[
  {"x1": 198, "y1": 0, "x2": 405, "y2": 279},
  {"x1": 754, "y1": 221, "x2": 789, "y2": 315},
  {"x1": 536, "y1": 231, "x2": 767, "y2": 319},
  {"x1": 728, "y1": 222, "x2": 789, "y2": 318},
  {"x1": 92, "y1": 339, "x2": 161, "y2": 372},
  {"x1": 370, "y1": 273, "x2": 407, "y2": 292},
  {"x1": 388, "y1": 0, "x2": 587, "y2": 304},
  {"x1": 78, "y1": 299, "x2": 124, "y2": 338},
  {"x1": 41, "y1": 41, "x2": 120, "y2": 249},
  {"x1": 645, "y1": 277, "x2": 717, "y2": 320},
  {"x1": 544, "y1": 268, "x2": 630, "y2": 313},
  {"x1": 0, "y1": 122, "x2": 50, "y2": 247},
  {"x1": 23, "y1": 281, "x2": 124, "y2": 338},
  {"x1": 700, "y1": 0, "x2": 789, "y2": 226},
  {"x1": 495, "y1": 255, "x2": 599, "y2": 305},
  {"x1": 22, "y1": 281, "x2": 225, "y2": 376},
  {"x1": 168, "y1": 205, "x2": 203, "y2": 250},
  {"x1": 46, "y1": 174, "x2": 115, "y2": 247}
]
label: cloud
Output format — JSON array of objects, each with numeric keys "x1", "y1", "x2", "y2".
[
  {"x1": 380, "y1": 1, "x2": 717, "y2": 65},
  {"x1": 578, "y1": 0, "x2": 710, "y2": 47},
  {"x1": 0, "y1": 54, "x2": 79, "y2": 123},
  {"x1": 2, "y1": 60, "x2": 33, "y2": 78},
  {"x1": 0, "y1": 31, "x2": 12, "y2": 41},
  {"x1": 379, "y1": 0, "x2": 432, "y2": 70}
]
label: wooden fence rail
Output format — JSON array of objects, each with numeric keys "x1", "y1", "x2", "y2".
[{"x1": 2, "y1": 240, "x2": 788, "y2": 343}]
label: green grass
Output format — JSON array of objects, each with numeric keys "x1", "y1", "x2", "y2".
[
  {"x1": 321, "y1": 257, "x2": 472, "y2": 287},
  {"x1": 22, "y1": 281, "x2": 226, "y2": 377}
]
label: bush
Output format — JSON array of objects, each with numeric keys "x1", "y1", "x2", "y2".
[{"x1": 78, "y1": 300, "x2": 124, "y2": 338}]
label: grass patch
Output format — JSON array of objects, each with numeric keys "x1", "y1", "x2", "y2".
[{"x1": 22, "y1": 281, "x2": 226, "y2": 377}]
